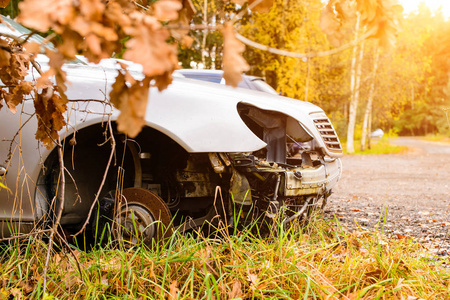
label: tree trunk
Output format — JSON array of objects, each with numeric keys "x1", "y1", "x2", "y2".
[
  {"x1": 361, "y1": 48, "x2": 380, "y2": 151},
  {"x1": 200, "y1": 0, "x2": 208, "y2": 68},
  {"x1": 346, "y1": 14, "x2": 361, "y2": 154}
]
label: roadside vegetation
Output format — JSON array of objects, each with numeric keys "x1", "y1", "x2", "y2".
[
  {"x1": 1, "y1": 216, "x2": 449, "y2": 299},
  {"x1": 343, "y1": 136, "x2": 408, "y2": 155},
  {"x1": 422, "y1": 134, "x2": 450, "y2": 143}
]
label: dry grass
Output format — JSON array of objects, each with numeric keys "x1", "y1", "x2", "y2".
[{"x1": 1, "y1": 216, "x2": 449, "y2": 299}]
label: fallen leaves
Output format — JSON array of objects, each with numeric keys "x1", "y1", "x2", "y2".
[
  {"x1": 168, "y1": 281, "x2": 179, "y2": 300},
  {"x1": 228, "y1": 281, "x2": 243, "y2": 299}
]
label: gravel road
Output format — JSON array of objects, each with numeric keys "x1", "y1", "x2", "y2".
[{"x1": 325, "y1": 137, "x2": 450, "y2": 254}]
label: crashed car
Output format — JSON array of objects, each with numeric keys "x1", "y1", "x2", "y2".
[{"x1": 0, "y1": 17, "x2": 342, "y2": 243}]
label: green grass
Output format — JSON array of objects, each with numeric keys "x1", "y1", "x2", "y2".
[
  {"x1": 1, "y1": 216, "x2": 449, "y2": 299},
  {"x1": 344, "y1": 137, "x2": 408, "y2": 155}
]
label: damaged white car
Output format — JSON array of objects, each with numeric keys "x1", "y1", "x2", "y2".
[{"x1": 0, "y1": 17, "x2": 342, "y2": 243}]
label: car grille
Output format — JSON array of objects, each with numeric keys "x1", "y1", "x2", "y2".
[{"x1": 311, "y1": 113, "x2": 342, "y2": 153}]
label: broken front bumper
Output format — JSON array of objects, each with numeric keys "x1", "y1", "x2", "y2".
[{"x1": 282, "y1": 158, "x2": 342, "y2": 196}]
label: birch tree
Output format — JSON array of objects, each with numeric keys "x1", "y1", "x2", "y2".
[{"x1": 361, "y1": 47, "x2": 379, "y2": 151}]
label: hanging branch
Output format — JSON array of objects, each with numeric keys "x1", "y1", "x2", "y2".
[{"x1": 234, "y1": 29, "x2": 374, "y2": 59}]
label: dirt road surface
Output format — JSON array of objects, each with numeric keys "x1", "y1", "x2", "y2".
[{"x1": 325, "y1": 137, "x2": 450, "y2": 254}]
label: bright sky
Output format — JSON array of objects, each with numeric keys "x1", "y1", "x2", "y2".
[{"x1": 398, "y1": 0, "x2": 450, "y2": 17}]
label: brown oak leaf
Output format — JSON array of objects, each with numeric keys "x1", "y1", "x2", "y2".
[
  {"x1": 221, "y1": 22, "x2": 249, "y2": 87},
  {"x1": 0, "y1": 52, "x2": 30, "y2": 85},
  {"x1": 79, "y1": 0, "x2": 105, "y2": 22},
  {"x1": 228, "y1": 281, "x2": 243, "y2": 299},
  {"x1": 0, "y1": 49, "x2": 11, "y2": 68},
  {"x1": 104, "y1": 1, "x2": 133, "y2": 32},
  {"x1": 4, "y1": 81, "x2": 33, "y2": 113},
  {"x1": 124, "y1": 13, "x2": 178, "y2": 89},
  {"x1": 110, "y1": 69, "x2": 150, "y2": 138},
  {"x1": 34, "y1": 91, "x2": 68, "y2": 149},
  {"x1": 153, "y1": 0, "x2": 183, "y2": 21},
  {"x1": 18, "y1": 0, "x2": 76, "y2": 32},
  {"x1": 37, "y1": 50, "x2": 68, "y2": 100},
  {"x1": 0, "y1": 0, "x2": 10, "y2": 8},
  {"x1": 23, "y1": 42, "x2": 41, "y2": 59},
  {"x1": 0, "y1": 89, "x2": 5, "y2": 110},
  {"x1": 230, "y1": 0, "x2": 246, "y2": 6},
  {"x1": 168, "y1": 281, "x2": 178, "y2": 300},
  {"x1": 248, "y1": 0, "x2": 274, "y2": 13},
  {"x1": 319, "y1": 2, "x2": 345, "y2": 47}
]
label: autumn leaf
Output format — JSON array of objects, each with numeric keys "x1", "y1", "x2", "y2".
[
  {"x1": 246, "y1": 273, "x2": 259, "y2": 286},
  {"x1": 23, "y1": 42, "x2": 41, "y2": 59},
  {"x1": 34, "y1": 91, "x2": 68, "y2": 149},
  {"x1": 319, "y1": 2, "x2": 345, "y2": 47},
  {"x1": 0, "y1": 52, "x2": 30, "y2": 85},
  {"x1": 124, "y1": 13, "x2": 178, "y2": 90},
  {"x1": 110, "y1": 69, "x2": 151, "y2": 138},
  {"x1": 36, "y1": 50, "x2": 68, "y2": 101},
  {"x1": 79, "y1": 0, "x2": 105, "y2": 22},
  {"x1": 228, "y1": 281, "x2": 243, "y2": 299},
  {"x1": 0, "y1": 40, "x2": 11, "y2": 68},
  {"x1": 169, "y1": 3, "x2": 192, "y2": 47},
  {"x1": 230, "y1": 0, "x2": 274, "y2": 13},
  {"x1": 18, "y1": 0, "x2": 76, "y2": 32},
  {"x1": 221, "y1": 22, "x2": 249, "y2": 87},
  {"x1": 248, "y1": 0, "x2": 274, "y2": 13},
  {"x1": 0, "y1": 0, "x2": 9, "y2": 8},
  {"x1": 153, "y1": 0, "x2": 183, "y2": 21},
  {"x1": 168, "y1": 280, "x2": 178, "y2": 300},
  {"x1": 230, "y1": 0, "x2": 246, "y2": 6},
  {"x1": 4, "y1": 81, "x2": 33, "y2": 114},
  {"x1": 356, "y1": 0, "x2": 403, "y2": 48}
]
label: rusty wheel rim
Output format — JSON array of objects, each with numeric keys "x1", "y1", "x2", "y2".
[{"x1": 114, "y1": 187, "x2": 172, "y2": 246}]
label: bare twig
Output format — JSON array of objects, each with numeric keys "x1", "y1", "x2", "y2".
[
  {"x1": 43, "y1": 136, "x2": 66, "y2": 293},
  {"x1": 73, "y1": 118, "x2": 116, "y2": 236},
  {"x1": 0, "y1": 228, "x2": 51, "y2": 242}
]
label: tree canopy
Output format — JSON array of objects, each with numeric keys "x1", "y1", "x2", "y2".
[{"x1": 1, "y1": 0, "x2": 441, "y2": 151}]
